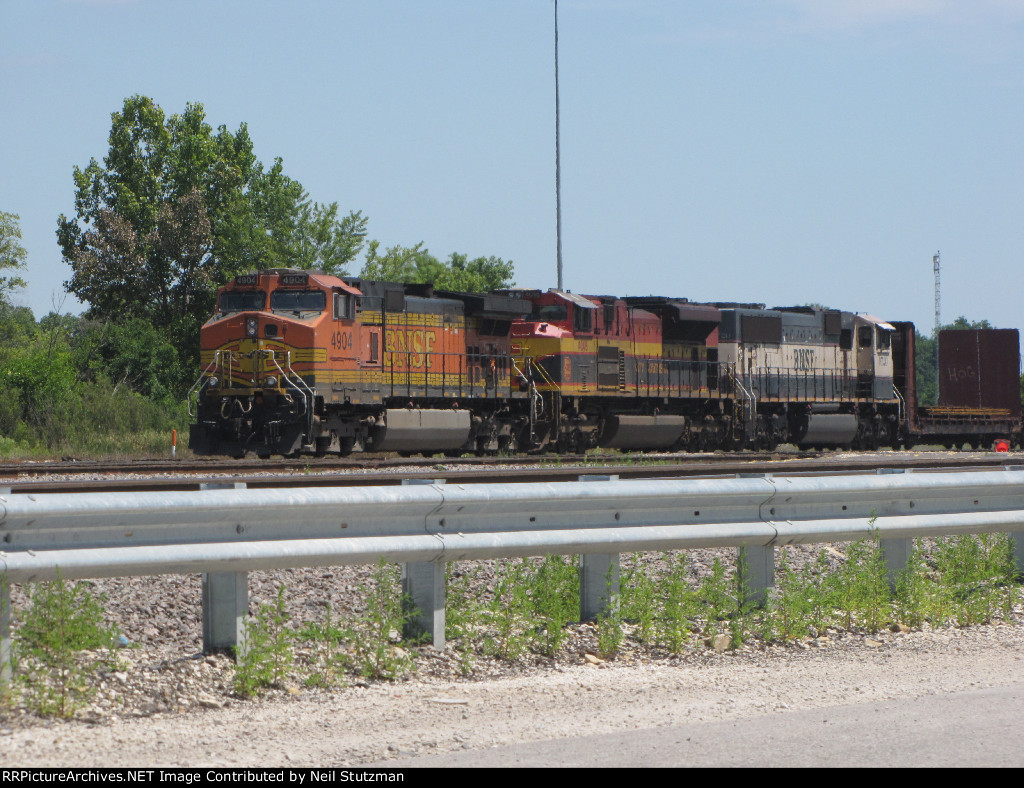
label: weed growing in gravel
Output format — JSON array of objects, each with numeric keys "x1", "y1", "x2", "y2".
[
  {"x1": 16, "y1": 575, "x2": 121, "y2": 718},
  {"x1": 528, "y1": 555, "x2": 579, "y2": 657},
  {"x1": 620, "y1": 554, "x2": 657, "y2": 645},
  {"x1": 233, "y1": 586, "x2": 294, "y2": 698},
  {"x1": 767, "y1": 552, "x2": 822, "y2": 641},
  {"x1": 696, "y1": 557, "x2": 737, "y2": 642},
  {"x1": 835, "y1": 537, "x2": 890, "y2": 633},
  {"x1": 933, "y1": 533, "x2": 1016, "y2": 627},
  {"x1": 482, "y1": 559, "x2": 532, "y2": 660},
  {"x1": 299, "y1": 603, "x2": 348, "y2": 689},
  {"x1": 445, "y1": 563, "x2": 485, "y2": 674},
  {"x1": 596, "y1": 563, "x2": 623, "y2": 659},
  {"x1": 655, "y1": 552, "x2": 696, "y2": 653},
  {"x1": 893, "y1": 541, "x2": 939, "y2": 629},
  {"x1": 347, "y1": 560, "x2": 414, "y2": 680}
]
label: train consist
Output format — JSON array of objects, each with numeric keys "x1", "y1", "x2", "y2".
[{"x1": 188, "y1": 269, "x2": 1022, "y2": 457}]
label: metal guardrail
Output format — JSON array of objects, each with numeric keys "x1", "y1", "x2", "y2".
[
  {"x1": 1, "y1": 469, "x2": 1024, "y2": 581},
  {"x1": 1, "y1": 468, "x2": 1023, "y2": 653}
]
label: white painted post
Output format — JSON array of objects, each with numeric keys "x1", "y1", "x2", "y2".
[
  {"x1": 579, "y1": 475, "x2": 620, "y2": 621},
  {"x1": 400, "y1": 479, "x2": 447, "y2": 649},
  {"x1": 0, "y1": 578, "x2": 10, "y2": 684},
  {"x1": 877, "y1": 469, "x2": 912, "y2": 588},
  {"x1": 0, "y1": 486, "x2": 11, "y2": 681},
  {"x1": 1006, "y1": 467, "x2": 1024, "y2": 578},
  {"x1": 738, "y1": 545, "x2": 775, "y2": 609},
  {"x1": 736, "y1": 473, "x2": 774, "y2": 608},
  {"x1": 200, "y1": 482, "x2": 249, "y2": 655}
]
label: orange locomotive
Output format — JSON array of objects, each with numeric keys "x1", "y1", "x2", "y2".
[{"x1": 189, "y1": 269, "x2": 534, "y2": 457}]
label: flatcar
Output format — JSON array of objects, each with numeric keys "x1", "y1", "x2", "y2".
[{"x1": 188, "y1": 269, "x2": 1021, "y2": 457}]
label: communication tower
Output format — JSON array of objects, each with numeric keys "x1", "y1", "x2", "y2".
[
  {"x1": 934, "y1": 250, "x2": 941, "y2": 389},
  {"x1": 554, "y1": 0, "x2": 563, "y2": 291}
]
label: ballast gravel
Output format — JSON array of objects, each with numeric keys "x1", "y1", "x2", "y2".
[{"x1": 0, "y1": 560, "x2": 1022, "y2": 768}]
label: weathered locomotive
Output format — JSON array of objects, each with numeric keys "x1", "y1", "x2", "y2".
[{"x1": 188, "y1": 269, "x2": 1021, "y2": 457}]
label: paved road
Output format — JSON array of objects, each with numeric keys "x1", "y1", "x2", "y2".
[{"x1": 372, "y1": 684, "x2": 1024, "y2": 768}]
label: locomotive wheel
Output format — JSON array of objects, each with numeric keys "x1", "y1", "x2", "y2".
[{"x1": 497, "y1": 434, "x2": 519, "y2": 455}]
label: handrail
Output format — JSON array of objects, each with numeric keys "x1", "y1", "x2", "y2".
[
  {"x1": 730, "y1": 368, "x2": 757, "y2": 442},
  {"x1": 187, "y1": 351, "x2": 221, "y2": 418}
]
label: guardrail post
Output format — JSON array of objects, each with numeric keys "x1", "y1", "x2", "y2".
[
  {"x1": 1005, "y1": 468, "x2": 1024, "y2": 576},
  {"x1": 200, "y1": 482, "x2": 249, "y2": 655},
  {"x1": 579, "y1": 475, "x2": 620, "y2": 621},
  {"x1": 876, "y1": 469, "x2": 911, "y2": 588},
  {"x1": 0, "y1": 576, "x2": 10, "y2": 684},
  {"x1": 736, "y1": 474, "x2": 774, "y2": 608},
  {"x1": 400, "y1": 479, "x2": 447, "y2": 649},
  {"x1": 0, "y1": 486, "x2": 9, "y2": 682},
  {"x1": 737, "y1": 545, "x2": 774, "y2": 609}
]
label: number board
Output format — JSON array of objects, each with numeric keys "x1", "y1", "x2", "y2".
[
  {"x1": 279, "y1": 273, "x2": 309, "y2": 286},
  {"x1": 234, "y1": 274, "x2": 258, "y2": 286}
]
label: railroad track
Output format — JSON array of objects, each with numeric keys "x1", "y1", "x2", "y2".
[{"x1": 0, "y1": 450, "x2": 1020, "y2": 493}]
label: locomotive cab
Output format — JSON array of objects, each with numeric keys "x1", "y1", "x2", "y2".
[
  {"x1": 190, "y1": 269, "x2": 362, "y2": 457},
  {"x1": 854, "y1": 314, "x2": 897, "y2": 401}
]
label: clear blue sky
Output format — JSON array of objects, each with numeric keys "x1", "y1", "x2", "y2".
[{"x1": 3, "y1": 0, "x2": 1023, "y2": 338}]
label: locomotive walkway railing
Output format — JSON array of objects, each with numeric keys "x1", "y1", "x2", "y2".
[{"x1": 1, "y1": 468, "x2": 1023, "y2": 660}]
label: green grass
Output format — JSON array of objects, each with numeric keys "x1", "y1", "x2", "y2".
[{"x1": 3, "y1": 535, "x2": 1020, "y2": 719}]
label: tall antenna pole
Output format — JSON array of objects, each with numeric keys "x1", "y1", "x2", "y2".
[
  {"x1": 934, "y1": 250, "x2": 941, "y2": 390},
  {"x1": 554, "y1": 0, "x2": 564, "y2": 291}
]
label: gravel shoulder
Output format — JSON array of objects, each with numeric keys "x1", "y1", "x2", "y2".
[{"x1": 3, "y1": 621, "x2": 1023, "y2": 768}]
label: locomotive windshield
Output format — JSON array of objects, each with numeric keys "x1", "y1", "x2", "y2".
[
  {"x1": 219, "y1": 291, "x2": 266, "y2": 313},
  {"x1": 533, "y1": 304, "x2": 568, "y2": 322},
  {"x1": 271, "y1": 290, "x2": 326, "y2": 313}
]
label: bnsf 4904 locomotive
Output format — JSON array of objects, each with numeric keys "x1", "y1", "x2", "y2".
[{"x1": 188, "y1": 269, "x2": 1021, "y2": 457}]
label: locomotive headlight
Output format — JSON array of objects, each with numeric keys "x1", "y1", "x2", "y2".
[
  {"x1": 207, "y1": 376, "x2": 219, "y2": 389},
  {"x1": 246, "y1": 317, "x2": 258, "y2": 338},
  {"x1": 264, "y1": 375, "x2": 278, "y2": 388}
]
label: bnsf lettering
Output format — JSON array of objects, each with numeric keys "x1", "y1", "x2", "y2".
[
  {"x1": 384, "y1": 328, "x2": 439, "y2": 369},
  {"x1": 793, "y1": 348, "x2": 815, "y2": 371}
]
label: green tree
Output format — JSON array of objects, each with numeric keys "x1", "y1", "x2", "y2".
[
  {"x1": 360, "y1": 241, "x2": 514, "y2": 291},
  {"x1": 0, "y1": 211, "x2": 28, "y2": 307},
  {"x1": 294, "y1": 202, "x2": 368, "y2": 276},
  {"x1": 57, "y1": 95, "x2": 366, "y2": 395}
]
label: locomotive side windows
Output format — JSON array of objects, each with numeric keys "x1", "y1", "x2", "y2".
[
  {"x1": 573, "y1": 308, "x2": 592, "y2": 333},
  {"x1": 271, "y1": 290, "x2": 326, "y2": 313},
  {"x1": 219, "y1": 291, "x2": 266, "y2": 313},
  {"x1": 479, "y1": 319, "x2": 512, "y2": 337},
  {"x1": 858, "y1": 326, "x2": 873, "y2": 348},
  {"x1": 840, "y1": 329, "x2": 853, "y2": 350},
  {"x1": 385, "y1": 290, "x2": 405, "y2": 313},
  {"x1": 334, "y1": 292, "x2": 355, "y2": 320},
  {"x1": 876, "y1": 327, "x2": 892, "y2": 351}
]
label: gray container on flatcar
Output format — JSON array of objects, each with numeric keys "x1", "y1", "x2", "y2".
[{"x1": 937, "y1": 329, "x2": 1021, "y2": 417}]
